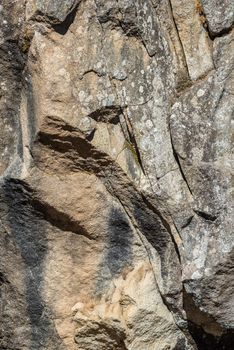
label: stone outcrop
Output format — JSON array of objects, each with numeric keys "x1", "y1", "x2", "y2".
[{"x1": 0, "y1": 1, "x2": 233, "y2": 349}]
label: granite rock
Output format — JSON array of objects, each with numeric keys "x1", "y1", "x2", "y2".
[
  {"x1": 201, "y1": 0, "x2": 234, "y2": 36},
  {"x1": 0, "y1": 1, "x2": 233, "y2": 349}
]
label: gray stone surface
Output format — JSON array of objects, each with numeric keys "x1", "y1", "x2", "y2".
[
  {"x1": 26, "y1": 0, "x2": 80, "y2": 22},
  {"x1": 201, "y1": 0, "x2": 234, "y2": 35},
  {"x1": 0, "y1": 1, "x2": 233, "y2": 349}
]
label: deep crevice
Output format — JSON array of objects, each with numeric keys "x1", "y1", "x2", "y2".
[
  {"x1": 209, "y1": 25, "x2": 234, "y2": 40},
  {"x1": 181, "y1": 215, "x2": 194, "y2": 229},
  {"x1": 52, "y1": 3, "x2": 79, "y2": 35},
  {"x1": 169, "y1": 128, "x2": 193, "y2": 197},
  {"x1": 194, "y1": 210, "x2": 217, "y2": 222},
  {"x1": 188, "y1": 322, "x2": 234, "y2": 350},
  {"x1": 173, "y1": 150, "x2": 193, "y2": 197},
  {"x1": 0, "y1": 271, "x2": 9, "y2": 285},
  {"x1": 195, "y1": 0, "x2": 234, "y2": 41},
  {"x1": 88, "y1": 106, "x2": 122, "y2": 124}
]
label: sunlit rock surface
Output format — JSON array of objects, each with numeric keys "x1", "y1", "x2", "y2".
[{"x1": 0, "y1": 1, "x2": 233, "y2": 349}]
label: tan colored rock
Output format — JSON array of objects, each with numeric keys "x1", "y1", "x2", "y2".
[
  {"x1": 1, "y1": 0, "x2": 233, "y2": 349},
  {"x1": 170, "y1": 0, "x2": 214, "y2": 80}
]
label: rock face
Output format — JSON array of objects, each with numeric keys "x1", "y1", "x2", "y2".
[{"x1": 0, "y1": 1, "x2": 233, "y2": 349}]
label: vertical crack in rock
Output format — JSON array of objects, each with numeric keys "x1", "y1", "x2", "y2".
[
  {"x1": 168, "y1": 0, "x2": 190, "y2": 78},
  {"x1": 172, "y1": 147, "x2": 193, "y2": 197},
  {"x1": 121, "y1": 109, "x2": 146, "y2": 175},
  {"x1": 169, "y1": 124, "x2": 193, "y2": 197}
]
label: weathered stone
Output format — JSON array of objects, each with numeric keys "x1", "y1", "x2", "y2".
[
  {"x1": 170, "y1": 0, "x2": 214, "y2": 80},
  {"x1": 26, "y1": 0, "x2": 80, "y2": 23},
  {"x1": 201, "y1": 0, "x2": 234, "y2": 36},
  {"x1": 170, "y1": 30, "x2": 234, "y2": 343},
  {"x1": 0, "y1": 1, "x2": 233, "y2": 349},
  {"x1": 0, "y1": 1, "x2": 25, "y2": 177}
]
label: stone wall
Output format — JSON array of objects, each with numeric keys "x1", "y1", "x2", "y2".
[{"x1": 0, "y1": 1, "x2": 233, "y2": 349}]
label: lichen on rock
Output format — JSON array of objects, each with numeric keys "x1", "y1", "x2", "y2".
[{"x1": 0, "y1": 1, "x2": 233, "y2": 349}]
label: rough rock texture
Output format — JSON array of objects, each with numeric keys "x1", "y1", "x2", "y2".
[{"x1": 0, "y1": 1, "x2": 233, "y2": 349}]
